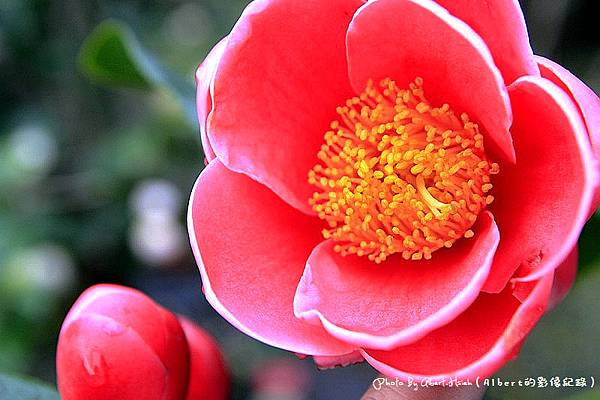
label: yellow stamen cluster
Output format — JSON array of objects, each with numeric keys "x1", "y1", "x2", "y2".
[{"x1": 308, "y1": 78, "x2": 499, "y2": 263}]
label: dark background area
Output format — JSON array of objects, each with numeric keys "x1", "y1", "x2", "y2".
[{"x1": 0, "y1": 0, "x2": 599, "y2": 399}]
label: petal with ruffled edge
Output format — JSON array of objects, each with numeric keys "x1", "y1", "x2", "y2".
[
  {"x1": 361, "y1": 271, "x2": 554, "y2": 380},
  {"x1": 195, "y1": 37, "x2": 228, "y2": 163},
  {"x1": 294, "y1": 212, "x2": 499, "y2": 350},
  {"x1": 188, "y1": 160, "x2": 354, "y2": 356},
  {"x1": 346, "y1": 0, "x2": 514, "y2": 163},
  {"x1": 312, "y1": 351, "x2": 364, "y2": 370},
  {"x1": 209, "y1": 0, "x2": 365, "y2": 214},
  {"x1": 435, "y1": 0, "x2": 538, "y2": 84},
  {"x1": 482, "y1": 76, "x2": 596, "y2": 292},
  {"x1": 537, "y1": 55, "x2": 600, "y2": 213}
]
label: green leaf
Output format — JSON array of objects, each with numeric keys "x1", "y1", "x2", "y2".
[
  {"x1": 0, "y1": 373, "x2": 60, "y2": 400},
  {"x1": 78, "y1": 20, "x2": 150, "y2": 89},
  {"x1": 78, "y1": 20, "x2": 196, "y2": 125}
]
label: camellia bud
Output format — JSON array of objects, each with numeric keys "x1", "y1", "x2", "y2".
[
  {"x1": 178, "y1": 317, "x2": 229, "y2": 400},
  {"x1": 56, "y1": 284, "x2": 190, "y2": 400}
]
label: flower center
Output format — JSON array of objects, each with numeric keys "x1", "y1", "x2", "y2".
[{"x1": 308, "y1": 78, "x2": 499, "y2": 263}]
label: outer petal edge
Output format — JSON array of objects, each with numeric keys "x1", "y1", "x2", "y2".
[
  {"x1": 360, "y1": 272, "x2": 554, "y2": 380},
  {"x1": 508, "y1": 76, "x2": 597, "y2": 283},
  {"x1": 434, "y1": 0, "x2": 539, "y2": 84},
  {"x1": 294, "y1": 212, "x2": 499, "y2": 350},
  {"x1": 196, "y1": 37, "x2": 228, "y2": 163},
  {"x1": 346, "y1": 0, "x2": 515, "y2": 163},
  {"x1": 187, "y1": 161, "x2": 354, "y2": 356}
]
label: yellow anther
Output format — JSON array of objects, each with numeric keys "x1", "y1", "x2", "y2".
[{"x1": 308, "y1": 78, "x2": 498, "y2": 263}]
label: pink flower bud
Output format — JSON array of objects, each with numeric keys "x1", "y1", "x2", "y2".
[
  {"x1": 56, "y1": 284, "x2": 190, "y2": 400},
  {"x1": 178, "y1": 317, "x2": 229, "y2": 400}
]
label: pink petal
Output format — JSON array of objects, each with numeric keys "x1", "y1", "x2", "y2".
[
  {"x1": 547, "y1": 246, "x2": 578, "y2": 311},
  {"x1": 346, "y1": 0, "x2": 515, "y2": 162},
  {"x1": 483, "y1": 76, "x2": 597, "y2": 292},
  {"x1": 361, "y1": 271, "x2": 554, "y2": 380},
  {"x1": 536, "y1": 55, "x2": 600, "y2": 213},
  {"x1": 435, "y1": 0, "x2": 538, "y2": 84},
  {"x1": 294, "y1": 212, "x2": 499, "y2": 350},
  {"x1": 188, "y1": 160, "x2": 354, "y2": 356},
  {"x1": 195, "y1": 37, "x2": 228, "y2": 163},
  {"x1": 209, "y1": 0, "x2": 365, "y2": 214}
]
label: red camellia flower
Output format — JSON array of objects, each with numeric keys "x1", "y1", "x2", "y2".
[
  {"x1": 190, "y1": 0, "x2": 599, "y2": 380},
  {"x1": 56, "y1": 284, "x2": 229, "y2": 400}
]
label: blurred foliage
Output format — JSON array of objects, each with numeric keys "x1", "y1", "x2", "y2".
[
  {"x1": 0, "y1": 373, "x2": 59, "y2": 400},
  {"x1": 486, "y1": 260, "x2": 600, "y2": 400},
  {"x1": 79, "y1": 19, "x2": 196, "y2": 124},
  {"x1": 0, "y1": 0, "x2": 598, "y2": 399},
  {"x1": 0, "y1": 0, "x2": 224, "y2": 384},
  {"x1": 79, "y1": 20, "x2": 152, "y2": 89}
]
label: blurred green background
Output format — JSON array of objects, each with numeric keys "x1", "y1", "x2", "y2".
[{"x1": 0, "y1": 0, "x2": 598, "y2": 399}]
